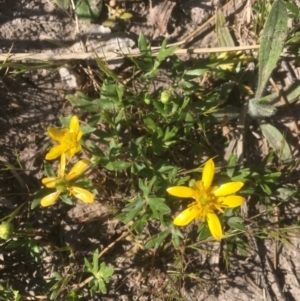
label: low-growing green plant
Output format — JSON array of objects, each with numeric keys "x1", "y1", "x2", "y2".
[
  {"x1": 2, "y1": 0, "x2": 300, "y2": 299},
  {"x1": 84, "y1": 249, "x2": 114, "y2": 295}
]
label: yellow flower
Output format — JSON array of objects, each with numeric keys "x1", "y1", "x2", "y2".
[
  {"x1": 41, "y1": 154, "x2": 94, "y2": 207},
  {"x1": 167, "y1": 159, "x2": 245, "y2": 241},
  {"x1": 45, "y1": 116, "x2": 83, "y2": 160}
]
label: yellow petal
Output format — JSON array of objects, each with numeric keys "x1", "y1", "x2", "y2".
[
  {"x1": 219, "y1": 195, "x2": 245, "y2": 208},
  {"x1": 59, "y1": 153, "x2": 66, "y2": 177},
  {"x1": 75, "y1": 144, "x2": 82, "y2": 153},
  {"x1": 42, "y1": 177, "x2": 57, "y2": 188},
  {"x1": 202, "y1": 159, "x2": 214, "y2": 190},
  {"x1": 69, "y1": 186, "x2": 94, "y2": 203},
  {"x1": 69, "y1": 144, "x2": 82, "y2": 158},
  {"x1": 41, "y1": 191, "x2": 60, "y2": 207},
  {"x1": 45, "y1": 145, "x2": 65, "y2": 160},
  {"x1": 77, "y1": 130, "x2": 83, "y2": 141},
  {"x1": 173, "y1": 206, "x2": 199, "y2": 226},
  {"x1": 213, "y1": 182, "x2": 244, "y2": 196},
  {"x1": 70, "y1": 116, "x2": 79, "y2": 133},
  {"x1": 67, "y1": 159, "x2": 89, "y2": 181},
  {"x1": 207, "y1": 212, "x2": 222, "y2": 241},
  {"x1": 167, "y1": 186, "x2": 195, "y2": 198},
  {"x1": 47, "y1": 127, "x2": 65, "y2": 142}
]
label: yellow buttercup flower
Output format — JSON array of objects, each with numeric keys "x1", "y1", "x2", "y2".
[
  {"x1": 167, "y1": 159, "x2": 245, "y2": 241},
  {"x1": 45, "y1": 116, "x2": 83, "y2": 160},
  {"x1": 41, "y1": 153, "x2": 94, "y2": 207}
]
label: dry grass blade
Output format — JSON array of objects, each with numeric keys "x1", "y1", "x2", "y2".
[
  {"x1": 0, "y1": 45, "x2": 260, "y2": 62},
  {"x1": 180, "y1": 0, "x2": 257, "y2": 46}
]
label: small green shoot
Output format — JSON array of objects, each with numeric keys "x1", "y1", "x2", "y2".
[{"x1": 84, "y1": 249, "x2": 114, "y2": 295}]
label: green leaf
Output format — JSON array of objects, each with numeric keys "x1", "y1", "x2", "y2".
[
  {"x1": 148, "y1": 198, "x2": 171, "y2": 217},
  {"x1": 215, "y1": 6, "x2": 235, "y2": 47},
  {"x1": 114, "y1": 109, "x2": 124, "y2": 124},
  {"x1": 227, "y1": 217, "x2": 246, "y2": 232},
  {"x1": 131, "y1": 57, "x2": 153, "y2": 72},
  {"x1": 285, "y1": 2, "x2": 299, "y2": 18},
  {"x1": 74, "y1": 0, "x2": 103, "y2": 22},
  {"x1": 138, "y1": 178, "x2": 148, "y2": 196},
  {"x1": 93, "y1": 249, "x2": 99, "y2": 274},
  {"x1": 258, "y1": 80, "x2": 300, "y2": 105},
  {"x1": 156, "y1": 39, "x2": 177, "y2": 62},
  {"x1": 102, "y1": 17, "x2": 115, "y2": 27},
  {"x1": 145, "y1": 230, "x2": 170, "y2": 249},
  {"x1": 44, "y1": 161, "x2": 55, "y2": 177},
  {"x1": 53, "y1": 272, "x2": 63, "y2": 280},
  {"x1": 173, "y1": 175, "x2": 190, "y2": 186},
  {"x1": 143, "y1": 68, "x2": 159, "y2": 80},
  {"x1": 88, "y1": 114, "x2": 101, "y2": 127},
  {"x1": 59, "y1": 115, "x2": 72, "y2": 127},
  {"x1": 115, "y1": 198, "x2": 145, "y2": 223},
  {"x1": 155, "y1": 163, "x2": 175, "y2": 174},
  {"x1": 255, "y1": 0, "x2": 288, "y2": 100},
  {"x1": 133, "y1": 212, "x2": 151, "y2": 233},
  {"x1": 105, "y1": 160, "x2": 131, "y2": 171},
  {"x1": 80, "y1": 125, "x2": 96, "y2": 135},
  {"x1": 85, "y1": 250, "x2": 114, "y2": 295},
  {"x1": 163, "y1": 126, "x2": 178, "y2": 141},
  {"x1": 198, "y1": 223, "x2": 211, "y2": 240},
  {"x1": 260, "y1": 123, "x2": 292, "y2": 162},
  {"x1": 171, "y1": 225, "x2": 184, "y2": 248},
  {"x1": 178, "y1": 80, "x2": 199, "y2": 90},
  {"x1": 119, "y1": 12, "x2": 133, "y2": 20},
  {"x1": 235, "y1": 237, "x2": 249, "y2": 256},
  {"x1": 60, "y1": 193, "x2": 73, "y2": 205},
  {"x1": 95, "y1": 56, "x2": 121, "y2": 82},
  {"x1": 138, "y1": 177, "x2": 157, "y2": 197},
  {"x1": 31, "y1": 188, "x2": 55, "y2": 209},
  {"x1": 55, "y1": 0, "x2": 69, "y2": 10},
  {"x1": 65, "y1": 290, "x2": 82, "y2": 301},
  {"x1": 276, "y1": 187, "x2": 297, "y2": 199},
  {"x1": 248, "y1": 98, "x2": 277, "y2": 117},
  {"x1": 84, "y1": 257, "x2": 93, "y2": 272},
  {"x1": 143, "y1": 116, "x2": 159, "y2": 133},
  {"x1": 131, "y1": 32, "x2": 153, "y2": 71},
  {"x1": 89, "y1": 281, "x2": 97, "y2": 296},
  {"x1": 50, "y1": 290, "x2": 59, "y2": 300},
  {"x1": 100, "y1": 262, "x2": 114, "y2": 281},
  {"x1": 116, "y1": 85, "x2": 124, "y2": 102},
  {"x1": 138, "y1": 32, "x2": 151, "y2": 57},
  {"x1": 260, "y1": 183, "x2": 272, "y2": 195},
  {"x1": 98, "y1": 278, "x2": 106, "y2": 294},
  {"x1": 67, "y1": 93, "x2": 99, "y2": 112},
  {"x1": 153, "y1": 99, "x2": 165, "y2": 115},
  {"x1": 185, "y1": 69, "x2": 208, "y2": 77},
  {"x1": 249, "y1": 0, "x2": 288, "y2": 118},
  {"x1": 96, "y1": 98, "x2": 116, "y2": 110},
  {"x1": 263, "y1": 172, "x2": 281, "y2": 182},
  {"x1": 226, "y1": 154, "x2": 237, "y2": 178}
]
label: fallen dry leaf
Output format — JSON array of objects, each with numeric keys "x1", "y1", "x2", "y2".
[{"x1": 148, "y1": 0, "x2": 176, "y2": 34}]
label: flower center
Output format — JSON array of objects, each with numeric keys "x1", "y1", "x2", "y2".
[
  {"x1": 199, "y1": 194, "x2": 210, "y2": 205},
  {"x1": 62, "y1": 132, "x2": 77, "y2": 149},
  {"x1": 55, "y1": 178, "x2": 69, "y2": 192},
  {"x1": 194, "y1": 181, "x2": 217, "y2": 208}
]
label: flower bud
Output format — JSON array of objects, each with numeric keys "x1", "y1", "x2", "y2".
[
  {"x1": 144, "y1": 93, "x2": 151, "y2": 105},
  {"x1": 0, "y1": 223, "x2": 14, "y2": 240},
  {"x1": 160, "y1": 90, "x2": 172, "y2": 104}
]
